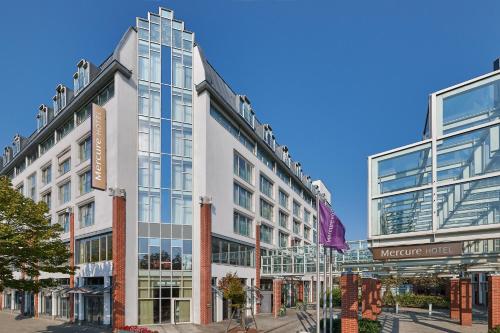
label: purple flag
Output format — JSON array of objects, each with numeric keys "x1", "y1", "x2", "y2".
[{"x1": 319, "y1": 200, "x2": 349, "y2": 252}]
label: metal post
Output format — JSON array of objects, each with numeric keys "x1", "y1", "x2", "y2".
[
  {"x1": 428, "y1": 303, "x2": 432, "y2": 316},
  {"x1": 316, "y1": 196, "x2": 321, "y2": 333},
  {"x1": 323, "y1": 247, "x2": 327, "y2": 333},
  {"x1": 329, "y1": 247, "x2": 333, "y2": 333}
]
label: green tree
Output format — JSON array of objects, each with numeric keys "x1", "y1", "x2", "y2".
[{"x1": 0, "y1": 176, "x2": 73, "y2": 293}]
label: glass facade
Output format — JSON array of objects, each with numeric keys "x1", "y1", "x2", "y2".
[
  {"x1": 136, "y1": 8, "x2": 193, "y2": 324},
  {"x1": 370, "y1": 73, "x2": 500, "y2": 236}
]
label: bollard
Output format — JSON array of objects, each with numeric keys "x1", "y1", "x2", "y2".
[
  {"x1": 428, "y1": 303, "x2": 432, "y2": 316},
  {"x1": 395, "y1": 302, "x2": 399, "y2": 314}
]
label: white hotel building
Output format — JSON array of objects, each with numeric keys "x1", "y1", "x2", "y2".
[{"x1": 0, "y1": 7, "x2": 331, "y2": 327}]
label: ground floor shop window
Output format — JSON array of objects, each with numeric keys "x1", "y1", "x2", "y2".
[
  {"x1": 58, "y1": 296, "x2": 69, "y2": 319},
  {"x1": 84, "y1": 295, "x2": 103, "y2": 325},
  {"x1": 42, "y1": 295, "x2": 52, "y2": 316}
]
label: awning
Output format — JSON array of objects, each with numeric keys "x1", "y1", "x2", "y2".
[{"x1": 67, "y1": 285, "x2": 112, "y2": 295}]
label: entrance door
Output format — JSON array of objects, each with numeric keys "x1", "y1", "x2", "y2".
[
  {"x1": 174, "y1": 299, "x2": 190, "y2": 323},
  {"x1": 85, "y1": 295, "x2": 103, "y2": 325},
  {"x1": 161, "y1": 299, "x2": 171, "y2": 323}
]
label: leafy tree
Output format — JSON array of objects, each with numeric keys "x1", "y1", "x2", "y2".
[{"x1": 0, "y1": 176, "x2": 73, "y2": 293}]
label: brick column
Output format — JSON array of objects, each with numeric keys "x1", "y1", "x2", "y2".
[
  {"x1": 255, "y1": 222, "x2": 261, "y2": 314},
  {"x1": 341, "y1": 273, "x2": 359, "y2": 333},
  {"x1": 34, "y1": 292, "x2": 38, "y2": 318},
  {"x1": 200, "y1": 199, "x2": 212, "y2": 325},
  {"x1": 273, "y1": 279, "x2": 283, "y2": 318},
  {"x1": 450, "y1": 278, "x2": 460, "y2": 320},
  {"x1": 112, "y1": 196, "x2": 126, "y2": 329},
  {"x1": 0, "y1": 292, "x2": 3, "y2": 310},
  {"x1": 373, "y1": 279, "x2": 381, "y2": 316},
  {"x1": 460, "y1": 278, "x2": 472, "y2": 326},
  {"x1": 489, "y1": 275, "x2": 500, "y2": 330},
  {"x1": 361, "y1": 278, "x2": 373, "y2": 320},
  {"x1": 69, "y1": 212, "x2": 75, "y2": 322},
  {"x1": 298, "y1": 282, "x2": 304, "y2": 303}
]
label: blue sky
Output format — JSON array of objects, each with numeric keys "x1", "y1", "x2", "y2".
[{"x1": 2, "y1": 0, "x2": 500, "y2": 241}]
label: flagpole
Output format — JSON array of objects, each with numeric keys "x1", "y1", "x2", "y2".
[{"x1": 315, "y1": 194, "x2": 321, "y2": 333}]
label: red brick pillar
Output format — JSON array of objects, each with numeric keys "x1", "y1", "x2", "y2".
[
  {"x1": 450, "y1": 278, "x2": 460, "y2": 320},
  {"x1": 488, "y1": 275, "x2": 500, "y2": 330},
  {"x1": 255, "y1": 222, "x2": 261, "y2": 314},
  {"x1": 361, "y1": 278, "x2": 373, "y2": 320},
  {"x1": 69, "y1": 212, "x2": 75, "y2": 322},
  {"x1": 0, "y1": 292, "x2": 3, "y2": 310},
  {"x1": 460, "y1": 278, "x2": 472, "y2": 326},
  {"x1": 112, "y1": 196, "x2": 126, "y2": 329},
  {"x1": 34, "y1": 293, "x2": 38, "y2": 318},
  {"x1": 200, "y1": 199, "x2": 212, "y2": 325},
  {"x1": 341, "y1": 273, "x2": 359, "y2": 333},
  {"x1": 373, "y1": 279, "x2": 382, "y2": 316},
  {"x1": 298, "y1": 282, "x2": 304, "y2": 303},
  {"x1": 273, "y1": 279, "x2": 283, "y2": 318}
]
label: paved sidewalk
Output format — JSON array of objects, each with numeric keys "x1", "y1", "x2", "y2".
[
  {"x1": 0, "y1": 311, "x2": 111, "y2": 333},
  {"x1": 378, "y1": 307, "x2": 488, "y2": 333}
]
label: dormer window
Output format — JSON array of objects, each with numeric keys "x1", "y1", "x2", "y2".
[
  {"x1": 12, "y1": 135, "x2": 22, "y2": 156},
  {"x1": 74, "y1": 59, "x2": 91, "y2": 94},
  {"x1": 294, "y1": 162, "x2": 302, "y2": 178},
  {"x1": 263, "y1": 125, "x2": 275, "y2": 150},
  {"x1": 36, "y1": 104, "x2": 53, "y2": 131},
  {"x1": 238, "y1": 96, "x2": 255, "y2": 128},
  {"x1": 282, "y1": 146, "x2": 291, "y2": 167},
  {"x1": 3, "y1": 147, "x2": 13, "y2": 164},
  {"x1": 53, "y1": 84, "x2": 73, "y2": 114}
]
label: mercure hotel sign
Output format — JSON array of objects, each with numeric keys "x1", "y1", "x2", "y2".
[
  {"x1": 91, "y1": 104, "x2": 107, "y2": 190},
  {"x1": 371, "y1": 242, "x2": 462, "y2": 260}
]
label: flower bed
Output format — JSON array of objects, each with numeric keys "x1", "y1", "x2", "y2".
[{"x1": 116, "y1": 326, "x2": 159, "y2": 333}]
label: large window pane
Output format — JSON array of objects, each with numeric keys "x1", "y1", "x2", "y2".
[
  {"x1": 438, "y1": 176, "x2": 500, "y2": 229},
  {"x1": 371, "y1": 189, "x2": 432, "y2": 235},
  {"x1": 437, "y1": 124, "x2": 500, "y2": 181},
  {"x1": 371, "y1": 143, "x2": 432, "y2": 196},
  {"x1": 438, "y1": 76, "x2": 500, "y2": 135}
]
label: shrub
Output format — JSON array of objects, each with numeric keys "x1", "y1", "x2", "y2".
[
  {"x1": 318, "y1": 318, "x2": 381, "y2": 333},
  {"x1": 395, "y1": 294, "x2": 448, "y2": 309},
  {"x1": 489, "y1": 326, "x2": 500, "y2": 333},
  {"x1": 320, "y1": 288, "x2": 341, "y2": 307},
  {"x1": 358, "y1": 319, "x2": 382, "y2": 333},
  {"x1": 383, "y1": 290, "x2": 395, "y2": 307}
]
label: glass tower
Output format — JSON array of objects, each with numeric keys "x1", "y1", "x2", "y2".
[{"x1": 136, "y1": 8, "x2": 194, "y2": 324}]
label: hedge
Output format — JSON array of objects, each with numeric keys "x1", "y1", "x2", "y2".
[
  {"x1": 319, "y1": 318, "x2": 381, "y2": 333},
  {"x1": 383, "y1": 292, "x2": 449, "y2": 309}
]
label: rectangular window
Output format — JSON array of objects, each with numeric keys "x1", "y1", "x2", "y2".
[
  {"x1": 260, "y1": 224, "x2": 273, "y2": 244},
  {"x1": 59, "y1": 181, "x2": 71, "y2": 204},
  {"x1": 56, "y1": 119, "x2": 74, "y2": 141},
  {"x1": 260, "y1": 199, "x2": 273, "y2": 221},
  {"x1": 27, "y1": 173, "x2": 36, "y2": 201},
  {"x1": 304, "y1": 226, "x2": 311, "y2": 240},
  {"x1": 257, "y1": 146, "x2": 274, "y2": 171},
  {"x1": 41, "y1": 164, "x2": 52, "y2": 185},
  {"x1": 260, "y1": 175, "x2": 273, "y2": 199},
  {"x1": 58, "y1": 212, "x2": 70, "y2": 233},
  {"x1": 279, "y1": 190, "x2": 289, "y2": 209},
  {"x1": 59, "y1": 158, "x2": 71, "y2": 175},
  {"x1": 79, "y1": 171, "x2": 91, "y2": 195},
  {"x1": 293, "y1": 201, "x2": 301, "y2": 218},
  {"x1": 279, "y1": 211, "x2": 289, "y2": 229},
  {"x1": 234, "y1": 183, "x2": 252, "y2": 211},
  {"x1": 76, "y1": 104, "x2": 91, "y2": 125},
  {"x1": 79, "y1": 202, "x2": 95, "y2": 228},
  {"x1": 79, "y1": 137, "x2": 91, "y2": 162},
  {"x1": 279, "y1": 232, "x2": 289, "y2": 248},
  {"x1": 42, "y1": 192, "x2": 52, "y2": 210},
  {"x1": 76, "y1": 234, "x2": 111, "y2": 264},
  {"x1": 233, "y1": 212, "x2": 252, "y2": 237},
  {"x1": 233, "y1": 153, "x2": 253, "y2": 184},
  {"x1": 293, "y1": 220, "x2": 301, "y2": 235},
  {"x1": 304, "y1": 209, "x2": 311, "y2": 224}
]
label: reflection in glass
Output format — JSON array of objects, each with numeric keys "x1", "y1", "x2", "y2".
[
  {"x1": 437, "y1": 125, "x2": 500, "y2": 181},
  {"x1": 438, "y1": 176, "x2": 500, "y2": 229},
  {"x1": 372, "y1": 189, "x2": 432, "y2": 235}
]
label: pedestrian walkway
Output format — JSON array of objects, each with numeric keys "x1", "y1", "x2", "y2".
[
  {"x1": 0, "y1": 311, "x2": 110, "y2": 333},
  {"x1": 378, "y1": 307, "x2": 488, "y2": 333}
]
